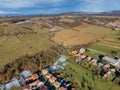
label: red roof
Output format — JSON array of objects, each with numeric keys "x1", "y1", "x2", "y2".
[
  {"x1": 51, "y1": 76, "x2": 57, "y2": 81},
  {"x1": 41, "y1": 86, "x2": 47, "y2": 90},
  {"x1": 32, "y1": 74, "x2": 38, "y2": 79},
  {"x1": 59, "y1": 87, "x2": 67, "y2": 90}
]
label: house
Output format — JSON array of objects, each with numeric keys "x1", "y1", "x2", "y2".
[
  {"x1": 22, "y1": 85, "x2": 30, "y2": 90},
  {"x1": 32, "y1": 74, "x2": 39, "y2": 80},
  {"x1": 71, "y1": 50, "x2": 78, "y2": 55},
  {"x1": 4, "y1": 78, "x2": 20, "y2": 90},
  {"x1": 37, "y1": 81, "x2": 44, "y2": 88},
  {"x1": 85, "y1": 56, "x2": 92, "y2": 61},
  {"x1": 49, "y1": 76, "x2": 57, "y2": 83},
  {"x1": 90, "y1": 59, "x2": 97, "y2": 65},
  {"x1": 103, "y1": 71, "x2": 111, "y2": 80},
  {"x1": 45, "y1": 73, "x2": 52, "y2": 79},
  {"x1": 25, "y1": 73, "x2": 39, "y2": 81},
  {"x1": 29, "y1": 80, "x2": 41, "y2": 89},
  {"x1": 20, "y1": 70, "x2": 32, "y2": 79},
  {"x1": 110, "y1": 68, "x2": 116, "y2": 72},
  {"x1": 116, "y1": 58, "x2": 120, "y2": 68},
  {"x1": 40, "y1": 86, "x2": 48, "y2": 90},
  {"x1": 54, "y1": 81, "x2": 61, "y2": 88},
  {"x1": 42, "y1": 70, "x2": 48, "y2": 75},
  {"x1": 75, "y1": 53, "x2": 81, "y2": 57},
  {"x1": 102, "y1": 56, "x2": 120, "y2": 66},
  {"x1": 79, "y1": 48, "x2": 85, "y2": 54},
  {"x1": 103, "y1": 64, "x2": 110, "y2": 71},
  {"x1": 80, "y1": 55, "x2": 86, "y2": 59},
  {"x1": 59, "y1": 87, "x2": 67, "y2": 90}
]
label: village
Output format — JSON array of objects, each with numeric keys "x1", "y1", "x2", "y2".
[
  {"x1": 0, "y1": 47, "x2": 120, "y2": 90},
  {"x1": 72, "y1": 48, "x2": 120, "y2": 82},
  {"x1": 0, "y1": 54, "x2": 75, "y2": 90}
]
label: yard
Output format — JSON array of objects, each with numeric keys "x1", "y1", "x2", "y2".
[
  {"x1": 91, "y1": 30, "x2": 120, "y2": 57},
  {"x1": 60, "y1": 60, "x2": 120, "y2": 90}
]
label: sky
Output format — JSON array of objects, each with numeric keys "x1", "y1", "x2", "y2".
[{"x1": 0, "y1": 0, "x2": 120, "y2": 15}]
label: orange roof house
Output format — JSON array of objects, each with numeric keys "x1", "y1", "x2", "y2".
[
  {"x1": 54, "y1": 81, "x2": 61, "y2": 88},
  {"x1": 25, "y1": 74, "x2": 38, "y2": 81},
  {"x1": 49, "y1": 76, "x2": 57, "y2": 83},
  {"x1": 71, "y1": 50, "x2": 78, "y2": 55},
  {"x1": 42, "y1": 70, "x2": 48, "y2": 75},
  {"x1": 46, "y1": 73, "x2": 52, "y2": 79},
  {"x1": 32, "y1": 74, "x2": 39, "y2": 80}
]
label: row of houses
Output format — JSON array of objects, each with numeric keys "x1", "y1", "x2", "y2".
[
  {"x1": 0, "y1": 55, "x2": 68, "y2": 90},
  {"x1": 72, "y1": 48, "x2": 120, "y2": 84},
  {"x1": 20, "y1": 66, "x2": 75, "y2": 90},
  {"x1": 72, "y1": 48, "x2": 120, "y2": 67},
  {"x1": 0, "y1": 61, "x2": 74, "y2": 90}
]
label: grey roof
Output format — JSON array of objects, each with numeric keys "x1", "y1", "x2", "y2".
[
  {"x1": 102, "y1": 56, "x2": 120, "y2": 66},
  {"x1": 4, "y1": 78, "x2": 20, "y2": 90},
  {"x1": 21, "y1": 70, "x2": 32, "y2": 79}
]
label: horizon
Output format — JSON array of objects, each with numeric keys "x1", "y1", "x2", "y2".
[{"x1": 0, "y1": 0, "x2": 120, "y2": 15}]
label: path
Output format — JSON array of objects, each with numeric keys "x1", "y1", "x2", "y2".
[{"x1": 88, "y1": 48, "x2": 106, "y2": 55}]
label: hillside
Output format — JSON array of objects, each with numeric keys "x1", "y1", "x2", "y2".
[
  {"x1": 0, "y1": 15, "x2": 120, "y2": 90},
  {"x1": 0, "y1": 15, "x2": 119, "y2": 66}
]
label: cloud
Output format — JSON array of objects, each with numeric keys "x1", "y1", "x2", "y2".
[
  {"x1": 0, "y1": 0, "x2": 120, "y2": 14},
  {"x1": 0, "y1": 10, "x2": 6, "y2": 14},
  {"x1": 0, "y1": 10, "x2": 18, "y2": 14},
  {"x1": 76, "y1": 0, "x2": 104, "y2": 12},
  {"x1": 0, "y1": 0, "x2": 65, "y2": 8}
]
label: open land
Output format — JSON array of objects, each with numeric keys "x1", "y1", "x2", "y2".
[{"x1": 52, "y1": 23, "x2": 112, "y2": 45}]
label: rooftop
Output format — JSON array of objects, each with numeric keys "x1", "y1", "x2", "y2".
[{"x1": 102, "y1": 56, "x2": 120, "y2": 66}]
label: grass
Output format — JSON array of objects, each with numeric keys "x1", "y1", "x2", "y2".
[
  {"x1": 62, "y1": 60, "x2": 120, "y2": 90},
  {"x1": 0, "y1": 30, "x2": 54, "y2": 66},
  {"x1": 74, "y1": 23, "x2": 112, "y2": 36},
  {"x1": 0, "y1": 25, "x2": 4, "y2": 34},
  {"x1": 91, "y1": 30, "x2": 120, "y2": 57},
  {"x1": 52, "y1": 24, "x2": 112, "y2": 45}
]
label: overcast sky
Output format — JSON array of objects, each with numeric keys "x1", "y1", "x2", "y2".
[{"x1": 0, "y1": 0, "x2": 120, "y2": 15}]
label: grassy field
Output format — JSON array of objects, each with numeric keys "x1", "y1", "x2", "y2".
[
  {"x1": 91, "y1": 30, "x2": 120, "y2": 57},
  {"x1": 62, "y1": 61, "x2": 120, "y2": 90},
  {"x1": 52, "y1": 23, "x2": 112, "y2": 45},
  {"x1": 0, "y1": 30, "x2": 54, "y2": 66}
]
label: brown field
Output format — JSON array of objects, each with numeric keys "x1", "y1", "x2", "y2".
[
  {"x1": 73, "y1": 23, "x2": 91, "y2": 29},
  {"x1": 52, "y1": 24, "x2": 112, "y2": 45},
  {"x1": 0, "y1": 17, "x2": 112, "y2": 66},
  {"x1": 52, "y1": 29, "x2": 98, "y2": 45},
  {"x1": 59, "y1": 18, "x2": 75, "y2": 23},
  {"x1": 94, "y1": 16, "x2": 120, "y2": 18}
]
